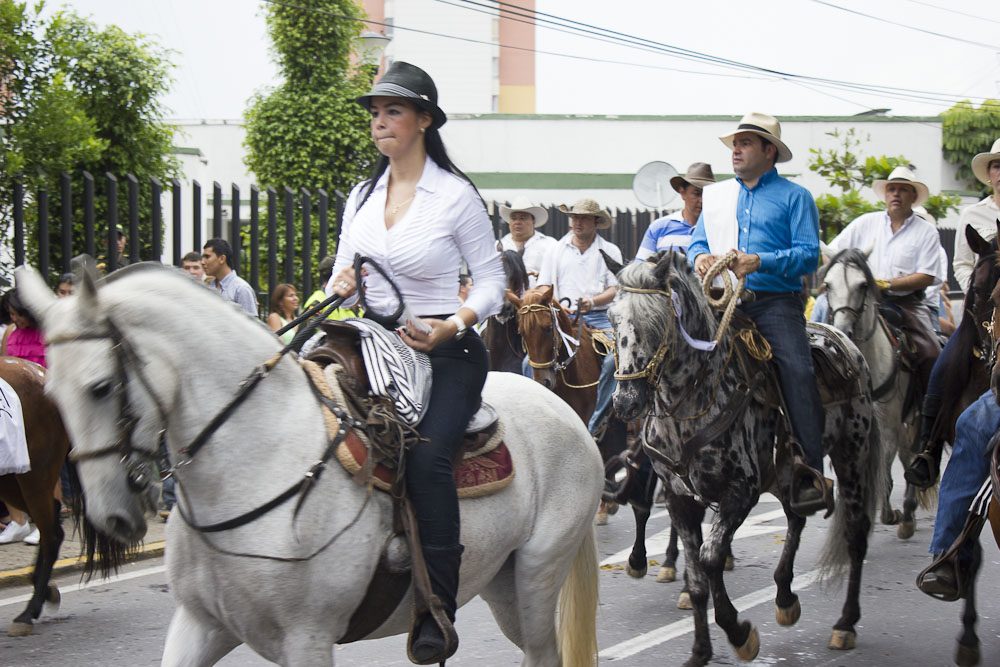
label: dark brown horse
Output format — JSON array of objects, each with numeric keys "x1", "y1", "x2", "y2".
[
  {"x1": 0, "y1": 356, "x2": 70, "y2": 636},
  {"x1": 483, "y1": 250, "x2": 528, "y2": 373}
]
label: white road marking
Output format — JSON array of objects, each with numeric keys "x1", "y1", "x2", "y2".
[
  {"x1": 602, "y1": 507, "x2": 788, "y2": 566},
  {"x1": 599, "y1": 568, "x2": 823, "y2": 661},
  {"x1": 0, "y1": 564, "x2": 166, "y2": 608},
  {"x1": 647, "y1": 492, "x2": 781, "y2": 520}
]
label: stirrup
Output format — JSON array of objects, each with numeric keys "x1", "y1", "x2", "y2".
[
  {"x1": 407, "y1": 598, "x2": 458, "y2": 666},
  {"x1": 916, "y1": 557, "x2": 962, "y2": 602},
  {"x1": 602, "y1": 451, "x2": 641, "y2": 507},
  {"x1": 789, "y1": 456, "x2": 834, "y2": 519},
  {"x1": 904, "y1": 451, "x2": 939, "y2": 490}
]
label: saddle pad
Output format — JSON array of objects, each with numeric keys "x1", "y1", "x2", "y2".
[
  {"x1": 335, "y1": 424, "x2": 515, "y2": 499},
  {"x1": 340, "y1": 318, "x2": 432, "y2": 426},
  {"x1": 0, "y1": 378, "x2": 29, "y2": 476},
  {"x1": 806, "y1": 322, "x2": 861, "y2": 391}
]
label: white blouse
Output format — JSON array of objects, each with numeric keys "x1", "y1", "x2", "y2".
[{"x1": 328, "y1": 156, "x2": 504, "y2": 323}]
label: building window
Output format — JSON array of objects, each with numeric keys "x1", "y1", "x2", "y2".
[{"x1": 492, "y1": 56, "x2": 499, "y2": 78}]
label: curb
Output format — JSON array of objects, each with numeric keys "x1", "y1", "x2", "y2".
[{"x1": 0, "y1": 540, "x2": 166, "y2": 590}]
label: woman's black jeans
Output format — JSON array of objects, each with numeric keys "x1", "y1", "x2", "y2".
[{"x1": 405, "y1": 329, "x2": 489, "y2": 549}]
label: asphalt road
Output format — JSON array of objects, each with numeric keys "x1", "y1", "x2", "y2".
[{"x1": 0, "y1": 460, "x2": 997, "y2": 666}]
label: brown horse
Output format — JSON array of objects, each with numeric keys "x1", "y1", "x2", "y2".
[
  {"x1": 0, "y1": 356, "x2": 70, "y2": 636},
  {"x1": 508, "y1": 285, "x2": 601, "y2": 422}
]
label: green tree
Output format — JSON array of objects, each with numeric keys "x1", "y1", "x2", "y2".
[
  {"x1": 244, "y1": 0, "x2": 378, "y2": 291},
  {"x1": 941, "y1": 99, "x2": 1000, "y2": 195},
  {"x1": 0, "y1": 3, "x2": 177, "y2": 280},
  {"x1": 808, "y1": 129, "x2": 959, "y2": 241}
]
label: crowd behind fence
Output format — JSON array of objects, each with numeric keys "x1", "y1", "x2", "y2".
[{"x1": 4, "y1": 173, "x2": 961, "y2": 305}]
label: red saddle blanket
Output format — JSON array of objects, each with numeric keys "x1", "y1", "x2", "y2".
[{"x1": 335, "y1": 430, "x2": 515, "y2": 499}]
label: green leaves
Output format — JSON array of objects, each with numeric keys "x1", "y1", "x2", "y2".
[{"x1": 941, "y1": 100, "x2": 1000, "y2": 194}]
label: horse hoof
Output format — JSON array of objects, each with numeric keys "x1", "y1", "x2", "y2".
[
  {"x1": 657, "y1": 566, "x2": 677, "y2": 583},
  {"x1": 775, "y1": 599, "x2": 801, "y2": 626},
  {"x1": 724, "y1": 555, "x2": 735, "y2": 571},
  {"x1": 897, "y1": 521, "x2": 915, "y2": 540},
  {"x1": 606, "y1": 501, "x2": 619, "y2": 516},
  {"x1": 734, "y1": 625, "x2": 760, "y2": 661},
  {"x1": 677, "y1": 591, "x2": 692, "y2": 610},
  {"x1": 7, "y1": 621, "x2": 32, "y2": 637},
  {"x1": 828, "y1": 629, "x2": 856, "y2": 650},
  {"x1": 46, "y1": 585, "x2": 61, "y2": 609},
  {"x1": 626, "y1": 562, "x2": 647, "y2": 579},
  {"x1": 955, "y1": 642, "x2": 980, "y2": 666},
  {"x1": 881, "y1": 509, "x2": 902, "y2": 526}
]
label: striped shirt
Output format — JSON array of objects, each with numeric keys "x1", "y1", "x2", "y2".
[
  {"x1": 329, "y1": 156, "x2": 504, "y2": 323},
  {"x1": 634, "y1": 215, "x2": 695, "y2": 261}
]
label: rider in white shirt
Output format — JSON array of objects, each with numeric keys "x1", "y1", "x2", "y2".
[{"x1": 498, "y1": 198, "x2": 557, "y2": 289}]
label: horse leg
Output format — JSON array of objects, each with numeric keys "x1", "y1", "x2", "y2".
[
  {"x1": 161, "y1": 605, "x2": 241, "y2": 667},
  {"x1": 10, "y1": 494, "x2": 64, "y2": 636},
  {"x1": 702, "y1": 503, "x2": 758, "y2": 662},
  {"x1": 668, "y1": 495, "x2": 713, "y2": 667},
  {"x1": 481, "y1": 557, "x2": 524, "y2": 648},
  {"x1": 626, "y1": 503, "x2": 651, "y2": 578},
  {"x1": 955, "y1": 541, "x2": 982, "y2": 667},
  {"x1": 897, "y1": 480, "x2": 918, "y2": 540},
  {"x1": 511, "y1": 542, "x2": 572, "y2": 666},
  {"x1": 879, "y1": 435, "x2": 901, "y2": 526},
  {"x1": 772, "y1": 504, "x2": 807, "y2": 627},
  {"x1": 827, "y1": 490, "x2": 872, "y2": 651},
  {"x1": 658, "y1": 525, "x2": 680, "y2": 583}
]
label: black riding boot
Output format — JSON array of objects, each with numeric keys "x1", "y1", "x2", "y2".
[
  {"x1": 905, "y1": 394, "x2": 942, "y2": 489},
  {"x1": 411, "y1": 544, "x2": 464, "y2": 665}
]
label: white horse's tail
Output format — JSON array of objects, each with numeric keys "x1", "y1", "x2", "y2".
[{"x1": 557, "y1": 527, "x2": 599, "y2": 666}]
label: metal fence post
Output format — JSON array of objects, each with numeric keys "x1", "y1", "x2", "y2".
[
  {"x1": 230, "y1": 183, "x2": 241, "y2": 271},
  {"x1": 192, "y1": 180, "x2": 202, "y2": 252},
  {"x1": 38, "y1": 186, "x2": 49, "y2": 279},
  {"x1": 151, "y1": 177, "x2": 163, "y2": 262},
  {"x1": 13, "y1": 180, "x2": 25, "y2": 267},
  {"x1": 283, "y1": 186, "x2": 294, "y2": 285},
  {"x1": 212, "y1": 181, "x2": 222, "y2": 239},
  {"x1": 171, "y1": 179, "x2": 182, "y2": 265},
  {"x1": 267, "y1": 187, "x2": 277, "y2": 296},
  {"x1": 127, "y1": 174, "x2": 140, "y2": 262},
  {"x1": 301, "y1": 188, "x2": 312, "y2": 296},
  {"x1": 83, "y1": 172, "x2": 95, "y2": 258},
  {"x1": 60, "y1": 173, "x2": 72, "y2": 273},
  {"x1": 250, "y1": 185, "x2": 260, "y2": 291},
  {"x1": 317, "y1": 189, "x2": 329, "y2": 261},
  {"x1": 106, "y1": 173, "x2": 118, "y2": 272}
]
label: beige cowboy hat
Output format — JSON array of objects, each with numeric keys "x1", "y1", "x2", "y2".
[
  {"x1": 559, "y1": 198, "x2": 613, "y2": 230},
  {"x1": 669, "y1": 162, "x2": 717, "y2": 193},
  {"x1": 719, "y1": 112, "x2": 793, "y2": 164},
  {"x1": 971, "y1": 138, "x2": 1000, "y2": 186},
  {"x1": 499, "y1": 197, "x2": 549, "y2": 227},
  {"x1": 872, "y1": 165, "x2": 930, "y2": 205}
]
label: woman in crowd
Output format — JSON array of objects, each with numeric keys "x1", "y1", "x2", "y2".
[{"x1": 266, "y1": 283, "x2": 300, "y2": 345}]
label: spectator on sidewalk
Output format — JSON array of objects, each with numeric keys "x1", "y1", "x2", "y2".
[
  {"x1": 267, "y1": 283, "x2": 300, "y2": 345},
  {"x1": 202, "y1": 238, "x2": 258, "y2": 316}
]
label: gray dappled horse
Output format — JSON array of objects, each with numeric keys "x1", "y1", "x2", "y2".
[{"x1": 610, "y1": 251, "x2": 884, "y2": 667}]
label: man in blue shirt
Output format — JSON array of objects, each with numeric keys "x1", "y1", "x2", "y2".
[
  {"x1": 635, "y1": 162, "x2": 716, "y2": 262},
  {"x1": 688, "y1": 112, "x2": 830, "y2": 517}
]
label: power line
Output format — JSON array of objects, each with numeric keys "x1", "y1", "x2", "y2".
[
  {"x1": 808, "y1": 0, "x2": 998, "y2": 49},
  {"x1": 482, "y1": 0, "x2": 992, "y2": 104},
  {"x1": 894, "y1": 0, "x2": 1000, "y2": 26}
]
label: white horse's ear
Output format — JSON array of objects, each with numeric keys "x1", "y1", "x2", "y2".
[
  {"x1": 71, "y1": 254, "x2": 101, "y2": 314},
  {"x1": 861, "y1": 244, "x2": 874, "y2": 260},
  {"x1": 13, "y1": 266, "x2": 58, "y2": 330},
  {"x1": 819, "y1": 242, "x2": 834, "y2": 262}
]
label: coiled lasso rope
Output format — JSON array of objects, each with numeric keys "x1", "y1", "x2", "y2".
[{"x1": 700, "y1": 251, "x2": 772, "y2": 361}]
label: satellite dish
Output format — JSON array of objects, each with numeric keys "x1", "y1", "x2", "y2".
[{"x1": 632, "y1": 161, "x2": 679, "y2": 209}]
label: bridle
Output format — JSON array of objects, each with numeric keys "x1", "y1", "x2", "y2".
[
  {"x1": 826, "y1": 260, "x2": 879, "y2": 343},
  {"x1": 612, "y1": 286, "x2": 673, "y2": 386},
  {"x1": 518, "y1": 302, "x2": 580, "y2": 373}
]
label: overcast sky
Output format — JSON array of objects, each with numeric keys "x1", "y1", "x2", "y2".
[{"x1": 55, "y1": 0, "x2": 1000, "y2": 119}]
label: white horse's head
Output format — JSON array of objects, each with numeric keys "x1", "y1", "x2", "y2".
[
  {"x1": 819, "y1": 248, "x2": 878, "y2": 339},
  {"x1": 16, "y1": 262, "x2": 199, "y2": 543}
]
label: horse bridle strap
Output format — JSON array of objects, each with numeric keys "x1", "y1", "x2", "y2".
[{"x1": 518, "y1": 303, "x2": 580, "y2": 371}]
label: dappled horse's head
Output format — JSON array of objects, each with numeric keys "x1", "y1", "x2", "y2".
[
  {"x1": 14, "y1": 262, "x2": 193, "y2": 544},
  {"x1": 820, "y1": 248, "x2": 879, "y2": 340},
  {"x1": 609, "y1": 251, "x2": 708, "y2": 420},
  {"x1": 508, "y1": 285, "x2": 562, "y2": 389}
]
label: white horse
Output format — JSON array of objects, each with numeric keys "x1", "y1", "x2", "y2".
[
  {"x1": 820, "y1": 246, "x2": 923, "y2": 538},
  {"x1": 16, "y1": 263, "x2": 602, "y2": 667}
]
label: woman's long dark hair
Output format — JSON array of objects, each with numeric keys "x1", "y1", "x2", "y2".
[{"x1": 356, "y1": 109, "x2": 487, "y2": 213}]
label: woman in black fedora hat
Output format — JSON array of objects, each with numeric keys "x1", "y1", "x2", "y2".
[{"x1": 327, "y1": 61, "x2": 505, "y2": 664}]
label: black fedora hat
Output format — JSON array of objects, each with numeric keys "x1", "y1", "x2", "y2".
[{"x1": 357, "y1": 61, "x2": 447, "y2": 129}]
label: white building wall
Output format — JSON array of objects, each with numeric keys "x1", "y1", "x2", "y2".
[{"x1": 384, "y1": 0, "x2": 498, "y2": 114}]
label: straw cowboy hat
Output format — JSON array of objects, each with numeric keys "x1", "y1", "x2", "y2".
[
  {"x1": 719, "y1": 112, "x2": 793, "y2": 164},
  {"x1": 670, "y1": 162, "x2": 717, "y2": 193},
  {"x1": 356, "y1": 61, "x2": 448, "y2": 129},
  {"x1": 971, "y1": 138, "x2": 1000, "y2": 186},
  {"x1": 872, "y1": 165, "x2": 930, "y2": 205},
  {"x1": 559, "y1": 198, "x2": 613, "y2": 229},
  {"x1": 499, "y1": 197, "x2": 549, "y2": 227}
]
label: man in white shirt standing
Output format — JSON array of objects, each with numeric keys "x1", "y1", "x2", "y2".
[
  {"x1": 827, "y1": 166, "x2": 941, "y2": 389},
  {"x1": 952, "y1": 137, "x2": 1000, "y2": 292},
  {"x1": 499, "y1": 198, "x2": 556, "y2": 288},
  {"x1": 536, "y1": 198, "x2": 623, "y2": 454}
]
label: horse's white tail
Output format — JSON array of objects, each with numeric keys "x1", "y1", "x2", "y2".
[{"x1": 557, "y1": 527, "x2": 599, "y2": 666}]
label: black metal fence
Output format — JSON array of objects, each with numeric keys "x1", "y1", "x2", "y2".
[{"x1": 6, "y1": 174, "x2": 664, "y2": 301}]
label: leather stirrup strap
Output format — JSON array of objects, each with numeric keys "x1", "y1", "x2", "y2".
[{"x1": 917, "y1": 511, "x2": 984, "y2": 601}]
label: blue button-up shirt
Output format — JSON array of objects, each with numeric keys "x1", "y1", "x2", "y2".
[
  {"x1": 687, "y1": 168, "x2": 819, "y2": 294},
  {"x1": 210, "y1": 270, "x2": 259, "y2": 316}
]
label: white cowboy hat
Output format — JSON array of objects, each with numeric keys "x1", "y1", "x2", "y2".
[
  {"x1": 971, "y1": 138, "x2": 1000, "y2": 186},
  {"x1": 499, "y1": 197, "x2": 549, "y2": 227},
  {"x1": 872, "y1": 165, "x2": 930, "y2": 205},
  {"x1": 559, "y1": 198, "x2": 613, "y2": 230},
  {"x1": 719, "y1": 112, "x2": 793, "y2": 164}
]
